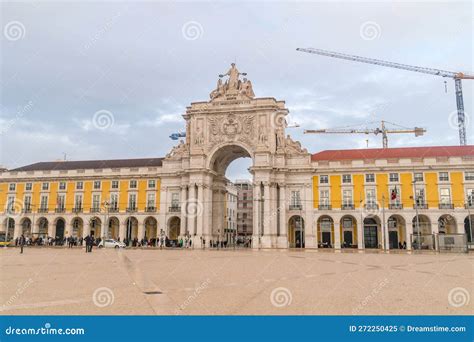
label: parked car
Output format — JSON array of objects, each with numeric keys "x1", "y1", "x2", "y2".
[{"x1": 98, "y1": 239, "x2": 126, "y2": 249}]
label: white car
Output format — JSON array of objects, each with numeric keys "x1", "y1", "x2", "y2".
[{"x1": 98, "y1": 239, "x2": 126, "y2": 249}]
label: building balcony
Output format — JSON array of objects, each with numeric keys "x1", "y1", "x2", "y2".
[
  {"x1": 72, "y1": 207, "x2": 83, "y2": 213},
  {"x1": 22, "y1": 208, "x2": 32, "y2": 213},
  {"x1": 318, "y1": 204, "x2": 332, "y2": 210},
  {"x1": 55, "y1": 207, "x2": 65, "y2": 213},
  {"x1": 90, "y1": 207, "x2": 101, "y2": 213},
  {"x1": 4, "y1": 208, "x2": 15, "y2": 214},
  {"x1": 341, "y1": 203, "x2": 354, "y2": 210},
  {"x1": 413, "y1": 203, "x2": 428, "y2": 210},
  {"x1": 289, "y1": 204, "x2": 303, "y2": 210},
  {"x1": 364, "y1": 203, "x2": 379, "y2": 210},
  {"x1": 145, "y1": 206, "x2": 156, "y2": 212},
  {"x1": 126, "y1": 207, "x2": 137, "y2": 213},
  {"x1": 108, "y1": 207, "x2": 119, "y2": 213},
  {"x1": 168, "y1": 206, "x2": 181, "y2": 212},
  {"x1": 438, "y1": 203, "x2": 454, "y2": 210},
  {"x1": 38, "y1": 208, "x2": 48, "y2": 213},
  {"x1": 389, "y1": 203, "x2": 403, "y2": 210}
]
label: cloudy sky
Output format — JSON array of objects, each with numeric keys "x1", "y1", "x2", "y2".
[{"x1": 1, "y1": 1, "x2": 472, "y2": 180}]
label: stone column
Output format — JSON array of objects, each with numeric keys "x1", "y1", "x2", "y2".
[
  {"x1": 432, "y1": 220, "x2": 440, "y2": 251},
  {"x1": 188, "y1": 184, "x2": 196, "y2": 237},
  {"x1": 180, "y1": 186, "x2": 187, "y2": 235},
  {"x1": 32, "y1": 221, "x2": 39, "y2": 236},
  {"x1": 252, "y1": 184, "x2": 261, "y2": 248},
  {"x1": 202, "y1": 185, "x2": 212, "y2": 244},
  {"x1": 304, "y1": 183, "x2": 315, "y2": 248},
  {"x1": 406, "y1": 221, "x2": 413, "y2": 250},
  {"x1": 357, "y1": 217, "x2": 364, "y2": 250},
  {"x1": 138, "y1": 222, "x2": 145, "y2": 241},
  {"x1": 334, "y1": 221, "x2": 341, "y2": 249},
  {"x1": 261, "y1": 183, "x2": 271, "y2": 247},
  {"x1": 196, "y1": 184, "x2": 204, "y2": 238},
  {"x1": 278, "y1": 185, "x2": 287, "y2": 248},
  {"x1": 13, "y1": 222, "x2": 22, "y2": 240},
  {"x1": 83, "y1": 221, "x2": 91, "y2": 239},
  {"x1": 48, "y1": 222, "x2": 55, "y2": 238},
  {"x1": 118, "y1": 221, "x2": 126, "y2": 241}
]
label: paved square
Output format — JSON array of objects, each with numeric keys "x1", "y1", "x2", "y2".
[{"x1": 0, "y1": 247, "x2": 472, "y2": 315}]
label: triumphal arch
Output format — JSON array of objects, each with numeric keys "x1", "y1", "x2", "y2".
[{"x1": 159, "y1": 64, "x2": 314, "y2": 248}]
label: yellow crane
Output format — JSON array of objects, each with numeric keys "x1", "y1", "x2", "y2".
[{"x1": 304, "y1": 120, "x2": 426, "y2": 148}]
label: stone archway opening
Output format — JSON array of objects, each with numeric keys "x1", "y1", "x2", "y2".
[
  {"x1": 363, "y1": 216, "x2": 381, "y2": 249},
  {"x1": 20, "y1": 218, "x2": 32, "y2": 237},
  {"x1": 387, "y1": 215, "x2": 406, "y2": 249},
  {"x1": 55, "y1": 218, "x2": 66, "y2": 244},
  {"x1": 108, "y1": 216, "x2": 120, "y2": 240},
  {"x1": 438, "y1": 214, "x2": 456, "y2": 234},
  {"x1": 209, "y1": 144, "x2": 253, "y2": 248},
  {"x1": 168, "y1": 216, "x2": 181, "y2": 244},
  {"x1": 289, "y1": 215, "x2": 305, "y2": 248},
  {"x1": 340, "y1": 215, "x2": 358, "y2": 248},
  {"x1": 72, "y1": 217, "x2": 83, "y2": 238}
]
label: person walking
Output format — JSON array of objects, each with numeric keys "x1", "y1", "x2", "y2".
[{"x1": 19, "y1": 234, "x2": 25, "y2": 254}]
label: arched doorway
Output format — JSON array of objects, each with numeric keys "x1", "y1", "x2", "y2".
[
  {"x1": 71, "y1": 217, "x2": 83, "y2": 238},
  {"x1": 363, "y1": 217, "x2": 380, "y2": 249},
  {"x1": 465, "y1": 215, "x2": 473, "y2": 243},
  {"x1": 89, "y1": 217, "x2": 102, "y2": 239},
  {"x1": 37, "y1": 217, "x2": 48, "y2": 238},
  {"x1": 21, "y1": 218, "x2": 32, "y2": 237},
  {"x1": 340, "y1": 215, "x2": 357, "y2": 248},
  {"x1": 108, "y1": 217, "x2": 120, "y2": 239},
  {"x1": 168, "y1": 216, "x2": 180, "y2": 242},
  {"x1": 412, "y1": 215, "x2": 433, "y2": 249},
  {"x1": 209, "y1": 143, "x2": 252, "y2": 245},
  {"x1": 144, "y1": 217, "x2": 158, "y2": 240},
  {"x1": 288, "y1": 215, "x2": 304, "y2": 248},
  {"x1": 438, "y1": 215, "x2": 456, "y2": 234},
  {"x1": 317, "y1": 216, "x2": 333, "y2": 248},
  {"x1": 55, "y1": 218, "x2": 66, "y2": 244},
  {"x1": 125, "y1": 217, "x2": 138, "y2": 242},
  {"x1": 387, "y1": 215, "x2": 406, "y2": 249}
]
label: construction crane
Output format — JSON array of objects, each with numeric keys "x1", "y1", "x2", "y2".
[
  {"x1": 296, "y1": 47, "x2": 474, "y2": 145},
  {"x1": 304, "y1": 120, "x2": 426, "y2": 148}
]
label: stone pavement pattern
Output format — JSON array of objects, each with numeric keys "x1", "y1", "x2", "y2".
[{"x1": 0, "y1": 248, "x2": 472, "y2": 315}]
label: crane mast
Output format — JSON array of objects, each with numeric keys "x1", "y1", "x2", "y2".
[{"x1": 296, "y1": 47, "x2": 473, "y2": 145}]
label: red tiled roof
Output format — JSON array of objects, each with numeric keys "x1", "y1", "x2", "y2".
[
  {"x1": 10, "y1": 158, "x2": 164, "y2": 172},
  {"x1": 311, "y1": 145, "x2": 474, "y2": 161}
]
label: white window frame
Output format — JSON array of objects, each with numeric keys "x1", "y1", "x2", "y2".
[{"x1": 319, "y1": 175, "x2": 329, "y2": 184}]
